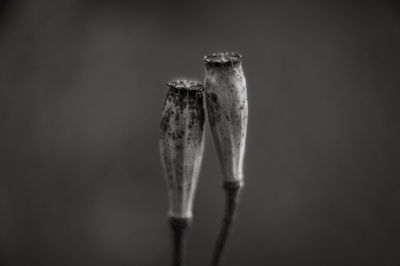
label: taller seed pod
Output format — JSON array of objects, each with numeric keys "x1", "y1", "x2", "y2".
[
  {"x1": 204, "y1": 52, "x2": 248, "y2": 266},
  {"x1": 159, "y1": 79, "x2": 205, "y2": 266}
]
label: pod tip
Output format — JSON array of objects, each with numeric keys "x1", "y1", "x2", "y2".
[
  {"x1": 204, "y1": 52, "x2": 242, "y2": 67},
  {"x1": 167, "y1": 79, "x2": 203, "y2": 91}
]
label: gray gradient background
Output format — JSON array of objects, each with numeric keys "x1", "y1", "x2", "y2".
[{"x1": 1, "y1": 0, "x2": 400, "y2": 265}]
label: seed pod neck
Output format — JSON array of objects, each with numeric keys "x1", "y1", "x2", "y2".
[
  {"x1": 167, "y1": 79, "x2": 203, "y2": 96},
  {"x1": 165, "y1": 79, "x2": 204, "y2": 109},
  {"x1": 204, "y1": 52, "x2": 245, "y2": 87}
]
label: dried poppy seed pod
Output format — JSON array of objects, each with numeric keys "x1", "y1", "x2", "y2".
[
  {"x1": 159, "y1": 79, "x2": 205, "y2": 219},
  {"x1": 204, "y1": 52, "x2": 248, "y2": 186}
]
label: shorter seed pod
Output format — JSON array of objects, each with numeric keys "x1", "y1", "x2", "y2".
[{"x1": 159, "y1": 79, "x2": 205, "y2": 220}]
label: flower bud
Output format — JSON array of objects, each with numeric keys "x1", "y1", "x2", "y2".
[
  {"x1": 159, "y1": 79, "x2": 205, "y2": 219},
  {"x1": 204, "y1": 52, "x2": 248, "y2": 185}
]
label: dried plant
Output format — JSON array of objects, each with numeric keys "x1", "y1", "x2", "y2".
[
  {"x1": 204, "y1": 52, "x2": 248, "y2": 266},
  {"x1": 159, "y1": 79, "x2": 205, "y2": 266}
]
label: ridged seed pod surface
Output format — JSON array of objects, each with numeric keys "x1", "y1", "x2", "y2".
[
  {"x1": 159, "y1": 79, "x2": 205, "y2": 219},
  {"x1": 204, "y1": 52, "x2": 248, "y2": 184}
]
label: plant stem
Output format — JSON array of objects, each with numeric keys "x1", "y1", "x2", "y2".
[
  {"x1": 169, "y1": 217, "x2": 190, "y2": 266},
  {"x1": 211, "y1": 181, "x2": 243, "y2": 266}
]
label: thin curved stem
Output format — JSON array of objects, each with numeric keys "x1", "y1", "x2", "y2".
[
  {"x1": 169, "y1": 217, "x2": 190, "y2": 266},
  {"x1": 211, "y1": 181, "x2": 243, "y2": 266}
]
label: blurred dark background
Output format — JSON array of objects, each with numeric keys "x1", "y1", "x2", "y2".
[{"x1": 1, "y1": 0, "x2": 400, "y2": 265}]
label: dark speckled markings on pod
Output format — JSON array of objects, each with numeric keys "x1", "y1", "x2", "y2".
[{"x1": 159, "y1": 79, "x2": 205, "y2": 220}]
